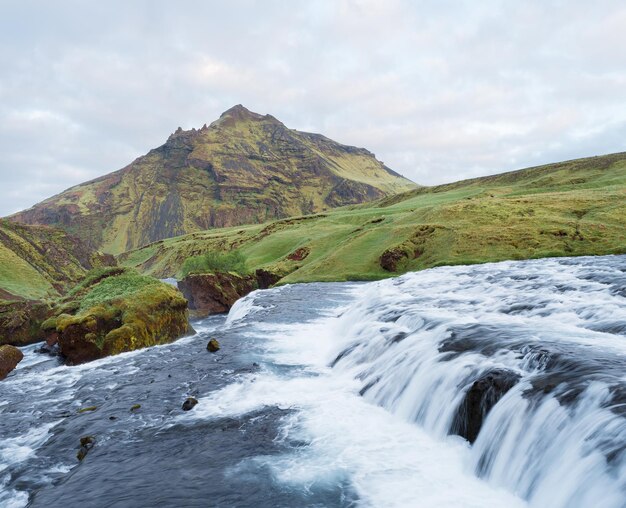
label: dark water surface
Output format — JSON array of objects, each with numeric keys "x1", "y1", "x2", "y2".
[{"x1": 1, "y1": 285, "x2": 358, "y2": 508}]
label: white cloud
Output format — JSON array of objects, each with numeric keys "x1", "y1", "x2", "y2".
[{"x1": 0, "y1": 0, "x2": 625, "y2": 215}]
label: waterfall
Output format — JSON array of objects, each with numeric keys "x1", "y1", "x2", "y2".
[{"x1": 328, "y1": 255, "x2": 626, "y2": 508}]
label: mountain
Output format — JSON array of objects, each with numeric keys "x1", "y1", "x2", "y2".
[
  {"x1": 119, "y1": 152, "x2": 626, "y2": 282},
  {"x1": 0, "y1": 220, "x2": 111, "y2": 301},
  {"x1": 9, "y1": 105, "x2": 416, "y2": 254}
]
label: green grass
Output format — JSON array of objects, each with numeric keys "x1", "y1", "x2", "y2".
[
  {"x1": 180, "y1": 250, "x2": 247, "y2": 277},
  {"x1": 77, "y1": 270, "x2": 162, "y2": 312},
  {"x1": 118, "y1": 152, "x2": 626, "y2": 282}
]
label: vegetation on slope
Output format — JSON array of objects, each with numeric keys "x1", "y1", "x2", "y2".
[
  {"x1": 0, "y1": 220, "x2": 113, "y2": 301},
  {"x1": 10, "y1": 105, "x2": 416, "y2": 254},
  {"x1": 181, "y1": 250, "x2": 247, "y2": 277},
  {"x1": 119, "y1": 152, "x2": 626, "y2": 282}
]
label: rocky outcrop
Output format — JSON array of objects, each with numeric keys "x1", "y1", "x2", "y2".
[
  {"x1": 0, "y1": 300, "x2": 51, "y2": 346},
  {"x1": 380, "y1": 225, "x2": 438, "y2": 272},
  {"x1": 0, "y1": 344, "x2": 24, "y2": 380},
  {"x1": 179, "y1": 268, "x2": 283, "y2": 318},
  {"x1": 178, "y1": 272, "x2": 257, "y2": 317},
  {"x1": 10, "y1": 105, "x2": 416, "y2": 254},
  {"x1": 287, "y1": 247, "x2": 310, "y2": 261},
  {"x1": 40, "y1": 268, "x2": 192, "y2": 365},
  {"x1": 451, "y1": 369, "x2": 521, "y2": 443}
]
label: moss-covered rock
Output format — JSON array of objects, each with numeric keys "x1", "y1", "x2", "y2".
[
  {"x1": 206, "y1": 338, "x2": 220, "y2": 352},
  {"x1": 0, "y1": 299, "x2": 52, "y2": 346},
  {"x1": 47, "y1": 268, "x2": 191, "y2": 364},
  {"x1": 0, "y1": 344, "x2": 24, "y2": 380}
]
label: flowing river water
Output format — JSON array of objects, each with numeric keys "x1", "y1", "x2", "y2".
[{"x1": 1, "y1": 255, "x2": 625, "y2": 507}]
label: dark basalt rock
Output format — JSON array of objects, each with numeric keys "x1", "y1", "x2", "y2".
[
  {"x1": 77, "y1": 435, "x2": 95, "y2": 461},
  {"x1": 182, "y1": 397, "x2": 198, "y2": 411},
  {"x1": 255, "y1": 269, "x2": 281, "y2": 289},
  {"x1": 451, "y1": 369, "x2": 521, "y2": 443},
  {"x1": 0, "y1": 344, "x2": 24, "y2": 380},
  {"x1": 207, "y1": 339, "x2": 220, "y2": 352}
]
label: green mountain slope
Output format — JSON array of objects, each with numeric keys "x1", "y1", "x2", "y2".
[
  {"x1": 119, "y1": 152, "x2": 626, "y2": 281},
  {"x1": 10, "y1": 105, "x2": 416, "y2": 254},
  {"x1": 0, "y1": 220, "x2": 108, "y2": 300}
]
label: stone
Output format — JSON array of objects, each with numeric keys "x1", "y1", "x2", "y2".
[
  {"x1": 207, "y1": 339, "x2": 220, "y2": 352},
  {"x1": 77, "y1": 435, "x2": 95, "y2": 461},
  {"x1": 0, "y1": 345, "x2": 24, "y2": 380},
  {"x1": 451, "y1": 369, "x2": 520, "y2": 443},
  {"x1": 182, "y1": 397, "x2": 198, "y2": 411}
]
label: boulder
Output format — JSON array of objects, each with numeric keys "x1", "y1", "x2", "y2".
[
  {"x1": 451, "y1": 369, "x2": 520, "y2": 443},
  {"x1": 0, "y1": 344, "x2": 24, "y2": 380},
  {"x1": 77, "y1": 435, "x2": 95, "y2": 461},
  {"x1": 207, "y1": 338, "x2": 220, "y2": 352},
  {"x1": 182, "y1": 397, "x2": 198, "y2": 411}
]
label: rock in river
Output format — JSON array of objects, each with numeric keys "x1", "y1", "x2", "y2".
[{"x1": 0, "y1": 344, "x2": 24, "y2": 380}]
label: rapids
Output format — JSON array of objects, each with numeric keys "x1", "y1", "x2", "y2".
[{"x1": 1, "y1": 254, "x2": 624, "y2": 507}]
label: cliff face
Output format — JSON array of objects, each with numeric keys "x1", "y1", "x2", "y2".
[{"x1": 10, "y1": 105, "x2": 416, "y2": 254}]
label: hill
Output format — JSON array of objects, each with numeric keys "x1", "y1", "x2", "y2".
[
  {"x1": 0, "y1": 220, "x2": 110, "y2": 301},
  {"x1": 9, "y1": 105, "x2": 416, "y2": 254},
  {"x1": 119, "y1": 152, "x2": 626, "y2": 282}
]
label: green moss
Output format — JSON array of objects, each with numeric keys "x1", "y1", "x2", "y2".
[
  {"x1": 77, "y1": 271, "x2": 161, "y2": 312},
  {"x1": 49, "y1": 268, "x2": 190, "y2": 363}
]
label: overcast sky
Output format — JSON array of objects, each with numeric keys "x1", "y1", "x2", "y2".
[{"x1": 1, "y1": 0, "x2": 625, "y2": 216}]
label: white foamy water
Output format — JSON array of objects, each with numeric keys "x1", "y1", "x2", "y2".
[
  {"x1": 326, "y1": 255, "x2": 626, "y2": 507},
  {"x1": 225, "y1": 290, "x2": 264, "y2": 326}
]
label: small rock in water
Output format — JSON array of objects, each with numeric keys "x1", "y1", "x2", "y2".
[
  {"x1": 130, "y1": 404, "x2": 141, "y2": 411},
  {"x1": 109, "y1": 416, "x2": 117, "y2": 420},
  {"x1": 78, "y1": 406, "x2": 97, "y2": 414},
  {"x1": 182, "y1": 397, "x2": 198, "y2": 411},
  {"x1": 207, "y1": 338, "x2": 220, "y2": 352},
  {"x1": 35, "y1": 343, "x2": 59, "y2": 356},
  {"x1": 77, "y1": 435, "x2": 95, "y2": 461}
]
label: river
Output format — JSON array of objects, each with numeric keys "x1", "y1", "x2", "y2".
[{"x1": 1, "y1": 254, "x2": 625, "y2": 507}]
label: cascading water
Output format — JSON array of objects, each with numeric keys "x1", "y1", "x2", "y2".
[
  {"x1": 1, "y1": 254, "x2": 624, "y2": 507},
  {"x1": 328, "y1": 255, "x2": 626, "y2": 507}
]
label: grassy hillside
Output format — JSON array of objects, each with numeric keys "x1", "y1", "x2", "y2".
[
  {"x1": 119, "y1": 152, "x2": 626, "y2": 282},
  {"x1": 0, "y1": 220, "x2": 109, "y2": 301},
  {"x1": 10, "y1": 105, "x2": 415, "y2": 254}
]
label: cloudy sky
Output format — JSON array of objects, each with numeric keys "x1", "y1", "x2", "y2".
[{"x1": 1, "y1": 0, "x2": 625, "y2": 216}]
